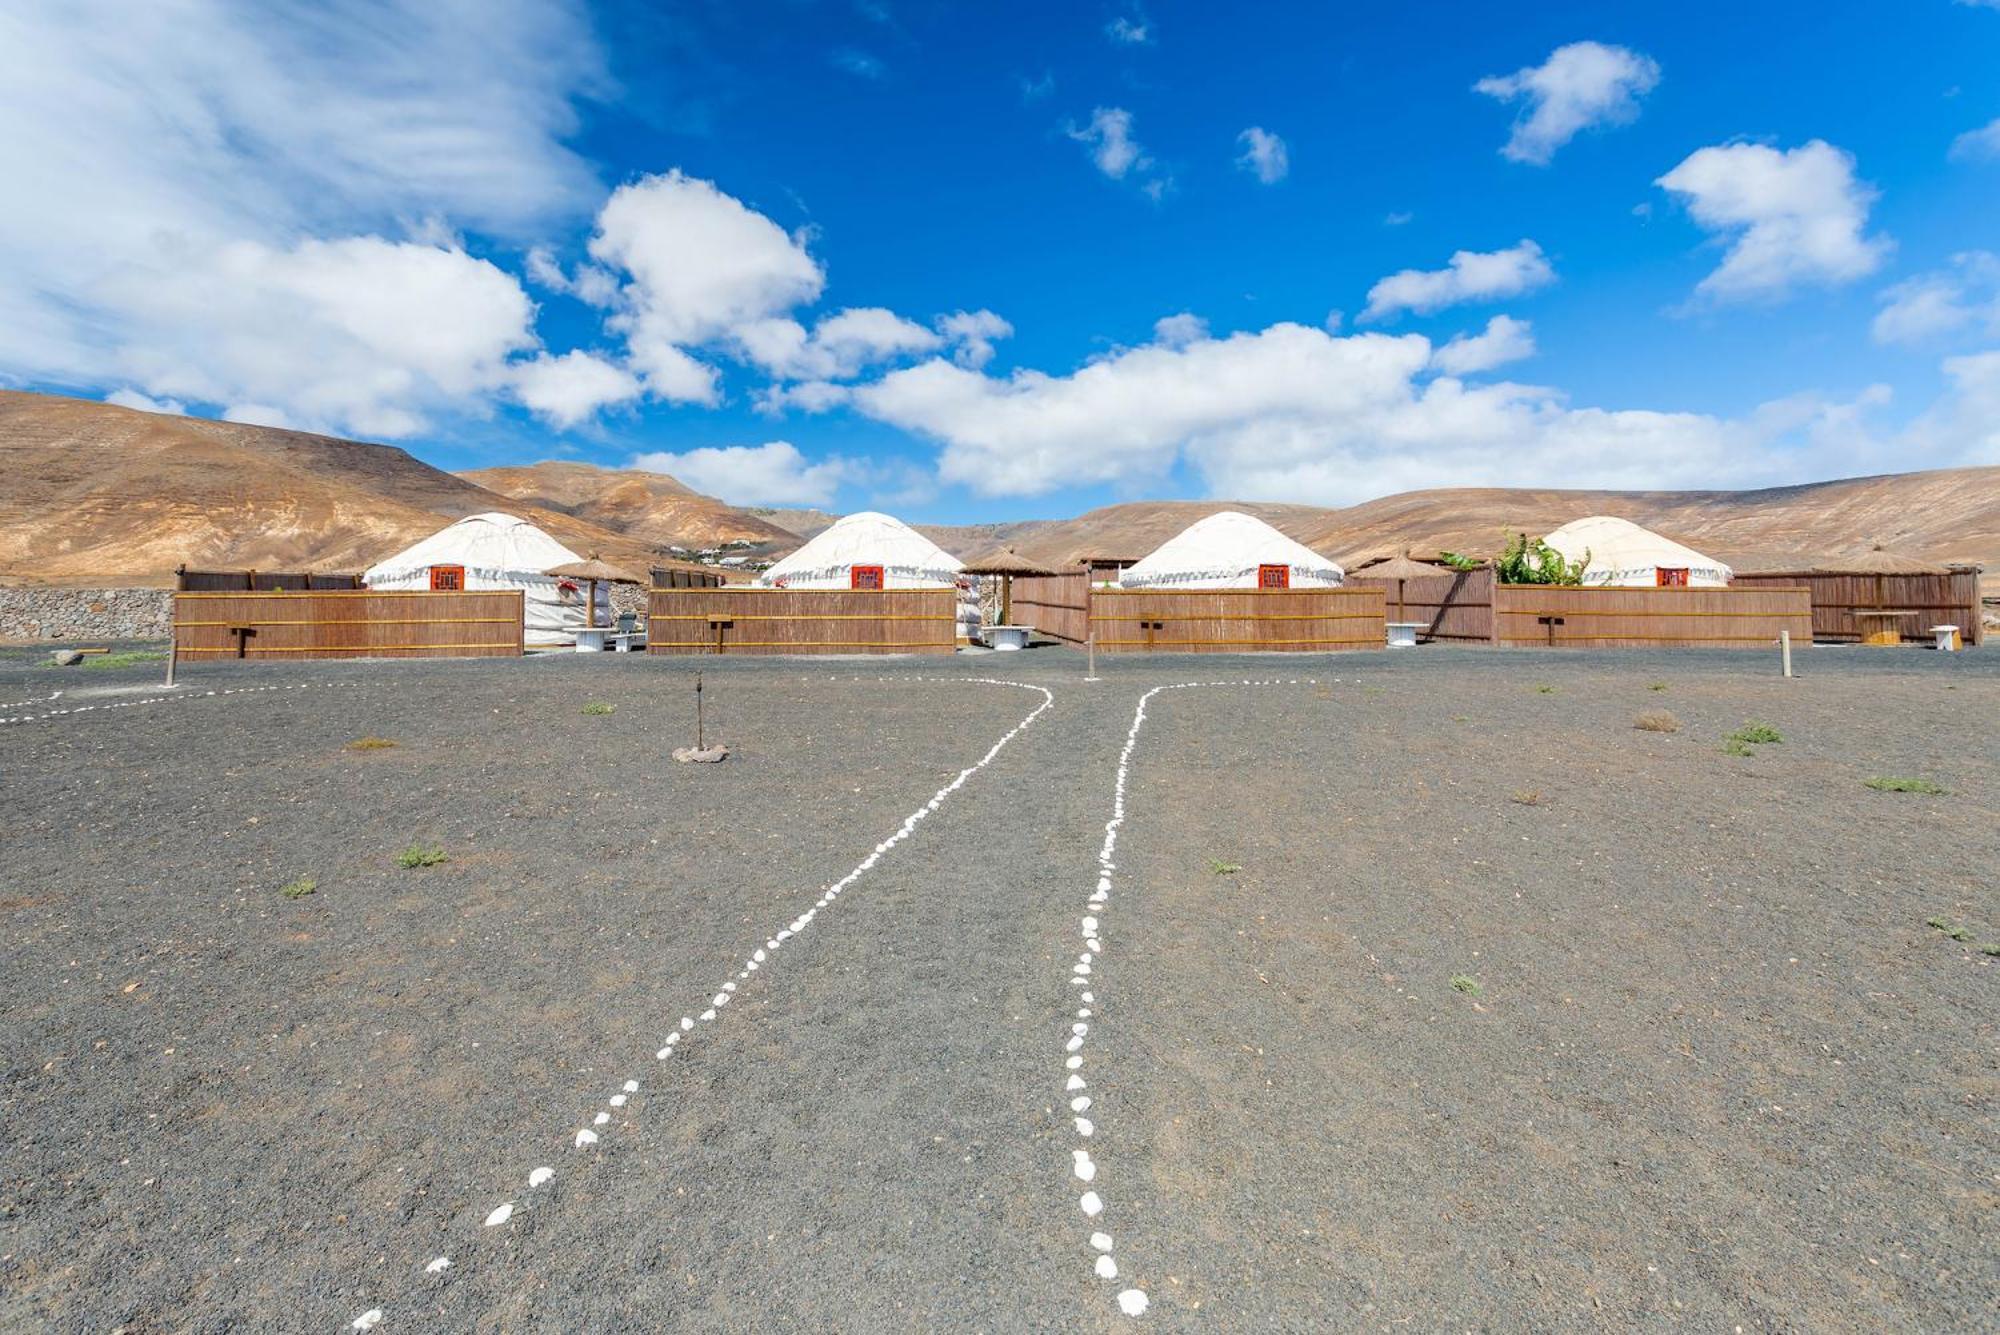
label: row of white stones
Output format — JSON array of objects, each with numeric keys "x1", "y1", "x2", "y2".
[
  {"x1": 355, "y1": 675, "x2": 1057, "y2": 1331},
  {"x1": 0, "y1": 680, "x2": 355, "y2": 727},
  {"x1": 1062, "y1": 678, "x2": 1317, "y2": 1321}
]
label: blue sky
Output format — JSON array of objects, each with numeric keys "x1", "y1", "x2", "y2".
[{"x1": 2, "y1": 1, "x2": 1997, "y2": 523}]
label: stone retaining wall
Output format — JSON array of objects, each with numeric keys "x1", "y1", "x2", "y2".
[{"x1": 0, "y1": 587, "x2": 175, "y2": 643}]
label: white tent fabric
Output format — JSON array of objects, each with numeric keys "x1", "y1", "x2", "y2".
[
  {"x1": 1541, "y1": 516, "x2": 1732, "y2": 588},
  {"x1": 757, "y1": 511, "x2": 963, "y2": 589},
  {"x1": 364, "y1": 512, "x2": 608, "y2": 646},
  {"x1": 1119, "y1": 511, "x2": 1345, "y2": 589}
]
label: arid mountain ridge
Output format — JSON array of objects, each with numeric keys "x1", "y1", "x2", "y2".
[{"x1": 1, "y1": 390, "x2": 1993, "y2": 591}]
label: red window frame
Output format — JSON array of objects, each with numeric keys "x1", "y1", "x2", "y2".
[
  {"x1": 850, "y1": 564, "x2": 886, "y2": 590},
  {"x1": 1656, "y1": 567, "x2": 1689, "y2": 587},
  {"x1": 429, "y1": 564, "x2": 465, "y2": 591},
  {"x1": 1258, "y1": 564, "x2": 1290, "y2": 589}
]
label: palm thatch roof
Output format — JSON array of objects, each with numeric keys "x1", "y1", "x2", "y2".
[
  {"x1": 959, "y1": 546, "x2": 1061, "y2": 577},
  {"x1": 544, "y1": 557, "x2": 645, "y2": 583}
]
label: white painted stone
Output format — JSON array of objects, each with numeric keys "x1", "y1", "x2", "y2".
[
  {"x1": 1096, "y1": 1255, "x2": 1118, "y2": 1279},
  {"x1": 575, "y1": 1128, "x2": 598, "y2": 1147},
  {"x1": 426, "y1": 1256, "x2": 452, "y2": 1274},
  {"x1": 1071, "y1": 1096, "x2": 1091, "y2": 1112},
  {"x1": 528, "y1": 1167, "x2": 553, "y2": 1188},
  {"x1": 623, "y1": 1080, "x2": 639, "y2": 1093},
  {"x1": 1118, "y1": 1289, "x2": 1149, "y2": 1316},
  {"x1": 352, "y1": 1310, "x2": 384, "y2": 1330},
  {"x1": 1077, "y1": 1116, "x2": 1093, "y2": 1136},
  {"x1": 1091, "y1": 1232, "x2": 1114, "y2": 1252},
  {"x1": 593, "y1": 1111, "x2": 610, "y2": 1125},
  {"x1": 483, "y1": 1202, "x2": 514, "y2": 1227},
  {"x1": 609, "y1": 1095, "x2": 627, "y2": 1108},
  {"x1": 1080, "y1": 1191, "x2": 1103, "y2": 1217},
  {"x1": 1066, "y1": 1075, "x2": 1086, "y2": 1092}
]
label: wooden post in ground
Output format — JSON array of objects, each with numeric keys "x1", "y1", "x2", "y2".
[
  {"x1": 1780, "y1": 629, "x2": 1793, "y2": 678},
  {"x1": 164, "y1": 632, "x2": 177, "y2": 687},
  {"x1": 1086, "y1": 630, "x2": 1097, "y2": 680}
]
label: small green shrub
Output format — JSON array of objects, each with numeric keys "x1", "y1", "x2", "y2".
[
  {"x1": 581, "y1": 702, "x2": 617, "y2": 716},
  {"x1": 84, "y1": 650, "x2": 169, "y2": 670},
  {"x1": 1210, "y1": 859, "x2": 1242, "y2": 876},
  {"x1": 1866, "y1": 776, "x2": 1946, "y2": 795},
  {"x1": 280, "y1": 877, "x2": 317, "y2": 899},
  {"x1": 1728, "y1": 722, "x2": 1782, "y2": 745},
  {"x1": 1721, "y1": 738, "x2": 1753, "y2": 757},
  {"x1": 1450, "y1": 975, "x2": 1482, "y2": 995},
  {"x1": 1534, "y1": 684, "x2": 1556, "y2": 694},
  {"x1": 1647, "y1": 682, "x2": 1669, "y2": 692},
  {"x1": 397, "y1": 844, "x2": 448, "y2": 869},
  {"x1": 1925, "y1": 916, "x2": 1972, "y2": 942},
  {"x1": 1981, "y1": 943, "x2": 2000, "y2": 957},
  {"x1": 1633, "y1": 710, "x2": 1679, "y2": 733},
  {"x1": 346, "y1": 736, "x2": 398, "y2": 751},
  {"x1": 1510, "y1": 790, "x2": 1543, "y2": 806}
]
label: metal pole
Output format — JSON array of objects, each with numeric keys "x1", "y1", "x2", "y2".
[
  {"x1": 164, "y1": 632, "x2": 177, "y2": 688},
  {"x1": 696, "y1": 672, "x2": 705, "y2": 750},
  {"x1": 1780, "y1": 630, "x2": 1793, "y2": 679},
  {"x1": 1087, "y1": 630, "x2": 1096, "y2": 680}
]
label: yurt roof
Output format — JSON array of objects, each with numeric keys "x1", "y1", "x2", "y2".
[
  {"x1": 1122, "y1": 511, "x2": 1344, "y2": 585},
  {"x1": 757, "y1": 511, "x2": 962, "y2": 584},
  {"x1": 959, "y1": 546, "x2": 1061, "y2": 577},
  {"x1": 1541, "y1": 515, "x2": 1730, "y2": 581},
  {"x1": 366, "y1": 512, "x2": 583, "y2": 582}
]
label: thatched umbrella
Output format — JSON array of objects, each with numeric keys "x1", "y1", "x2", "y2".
[
  {"x1": 959, "y1": 546, "x2": 1060, "y2": 624},
  {"x1": 1813, "y1": 544, "x2": 1950, "y2": 622},
  {"x1": 545, "y1": 557, "x2": 643, "y2": 629},
  {"x1": 1359, "y1": 550, "x2": 1443, "y2": 623}
]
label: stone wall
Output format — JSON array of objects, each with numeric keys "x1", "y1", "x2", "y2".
[{"x1": 0, "y1": 587, "x2": 175, "y2": 643}]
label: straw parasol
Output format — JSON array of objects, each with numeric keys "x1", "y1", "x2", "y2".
[
  {"x1": 545, "y1": 556, "x2": 643, "y2": 629},
  {"x1": 958, "y1": 546, "x2": 1060, "y2": 624},
  {"x1": 1358, "y1": 550, "x2": 1442, "y2": 622},
  {"x1": 1810, "y1": 544, "x2": 1950, "y2": 577}
]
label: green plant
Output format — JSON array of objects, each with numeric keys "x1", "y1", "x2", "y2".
[
  {"x1": 581, "y1": 702, "x2": 617, "y2": 716},
  {"x1": 1450, "y1": 975, "x2": 1482, "y2": 995},
  {"x1": 280, "y1": 877, "x2": 317, "y2": 899},
  {"x1": 1866, "y1": 776, "x2": 1946, "y2": 795},
  {"x1": 1210, "y1": 859, "x2": 1242, "y2": 876},
  {"x1": 1634, "y1": 710, "x2": 1680, "y2": 733},
  {"x1": 1728, "y1": 722, "x2": 1782, "y2": 745},
  {"x1": 1925, "y1": 915, "x2": 1952, "y2": 931},
  {"x1": 397, "y1": 844, "x2": 448, "y2": 869},
  {"x1": 1721, "y1": 738, "x2": 1753, "y2": 757},
  {"x1": 1435, "y1": 550, "x2": 1484, "y2": 572},
  {"x1": 346, "y1": 736, "x2": 398, "y2": 751},
  {"x1": 1647, "y1": 682, "x2": 1669, "y2": 692},
  {"x1": 1925, "y1": 917, "x2": 1972, "y2": 941},
  {"x1": 1534, "y1": 684, "x2": 1556, "y2": 694},
  {"x1": 1981, "y1": 943, "x2": 2000, "y2": 957},
  {"x1": 1510, "y1": 790, "x2": 1542, "y2": 806},
  {"x1": 83, "y1": 650, "x2": 168, "y2": 670},
  {"x1": 1493, "y1": 531, "x2": 1590, "y2": 586}
]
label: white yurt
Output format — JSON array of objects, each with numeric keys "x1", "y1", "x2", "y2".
[
  {"x1": 364, "y1": 512, "x2": 608, "y2": 646},
  {"x1": 758, "y1": 511, "x2": 963, "y2": 590},
  {"x1": 1541, "y1": 516, "x2": 1732, "y2": 588},
  {"x1": 1119, "y1": 511, "x2": 1345, "y2": 589}
]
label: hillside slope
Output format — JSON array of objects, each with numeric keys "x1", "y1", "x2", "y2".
[
  {"x1": 459, "y1": 462, "x2": 799, "y2": 552},
  {"x1": 0, "y1": 392, "x2": 673, "y2": 584}
]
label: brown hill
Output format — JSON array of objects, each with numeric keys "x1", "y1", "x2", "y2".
[
  {"x1": 920, "y1": 471, "x2": 2000, "y2": 591},
  {"x1": 0, "y1": 391, "x2": 683, "y2": 585},
  {"x1": 460, "y1": 462, "x2": 799, "y2": 552}
]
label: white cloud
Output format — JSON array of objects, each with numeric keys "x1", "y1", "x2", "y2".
[
  {"x1": 1153, "y1": 313, "x2": 1209, "y2": 347},
  {"x1": 1105, "y1": 13, "x2": 1152, "y2": 45},
  {"x1": 512, "y1": 350, "x2": 642, "y2": 427},
  {"x1": 844, "y1": 318, "x2": 1988, "y2": 504},
  {"x1": 753, "y1": 380, "x2": 852, "y2": 416},
  {"x1": 1950, "y1": 118, "x2": 2000, "y2": 161},
  {"x1": 734, "y1": 307, "x2": 942, "y2": 381},
  {"x1": 1069, "y1": 107, "x2": 1150, "y2": 180},
  {"x1": 936, "y1": 309, "x2": 1014, "y2": 368},
  {"x1": 1383, "y1": 211, "x2": 1414, "y2": 227},
  {"x1": 1475, "y1": 41, "x2": 1660, "y2": 165},
  {"x1": 524, "y1": 245, "x2": 618, "y2": 306},
  {"x1": 1656, "y1": 140, "x2": 1890, "y2": 302},
  {"x1": 1872, "y1": 252, "x2": 2000, "y2": 345},
  {"x1": 1235, "y1": 127, "x2": 1290, "y2": 184},
  {"x1": 105, "y1": 389, "x2": 186, "y2": 416},
  {"x1": 832, "y1": 48, "x2": 885, "y2": 79},
  {"x1": 0, "y1": 0, "x2": 603, "y2": 438},
  {"x1": 1429, "y1": 315, "x2": 1536, "y2": 375},
  {"x1": 1361, "y1": 241, "x2": 1556, "y2": 322},
  {"x1": 588, "y1": 170, "x2": 825, "y2": 403},
  {"x1": 629, "y1": 440, "x2": 852, "y2": 506}
]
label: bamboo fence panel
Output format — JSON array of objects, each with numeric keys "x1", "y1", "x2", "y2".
[
  {"x1": 1010, "y1": 570, "x2": 1092, "y2": 646},
  {"x1": 1491, "y1": 584, "x2": 1811, "y2": 648},
  {"x1": 174, "y1": 590, "x2": 524, "y2": 658},
  {"x1": 649, "y1": 567, "x2": 726, "y2": 589},
  {"x1": 176, "y1": 567, "x2": 363, "y2": 592},
  {"x1": 1348, "y1": 567, "x2": 1495, "y2": 643},
  {"x1": 1090, "y1": 587, "x2": 1386, "y2": 653},
  {"x1": 647, "y1": 587, "x2": 957, "y2": 655},
  {"x1": 1730, "y1": 570, "x2": 1982, "y2": 645}
]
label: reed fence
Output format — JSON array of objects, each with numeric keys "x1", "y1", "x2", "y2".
[
  {"x1": 647, "y1": 587, "x2": 957, "y2": 655},
  {"x1": 1010, "y1": 570, "x2": 1092, "y2": 646},
  {"x1": 1729, "y1": 569, "x2": 1982, "y2": 645},
  {"x1": 1490, "y1": 584, "x2": 1812, "y2": 648},
  {"x1": 1348, "y1": 567, "x2": 1496, "y2": 643},
  {"x1": 175, "y1": 567, "x2": 362, "y2": 592},
  {"x1": 173, "y1": 590, "x2": 524, "y2": 658},
  {"x1": 1090, "y1": 587, "x2": 1386, "y2": 653}
]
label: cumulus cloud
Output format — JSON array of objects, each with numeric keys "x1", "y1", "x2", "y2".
[
  {"x1": 1235, "y1": 127, "x2": 1290, "y2": 184},
  {"x1": 1950, "y1": 118, "x2": 2000, "y2": 161},
  {"x1": 1872, "y1": 252, "x2": 2000, "y2": 345},
  {"x1": 843, "y1": 317, "x2": 1985, "y2": 504},
  {"x1": 936, "y1": 309, "x2": 1014, "y2": 368},
  {"x1": 1069, "y1": 107, "x2": 1151, "y2": 180},
  {"x1": 1429, "y1": 315, "x2": 1536, "y2": 375},
  {"x1": 1656, "y1": 140, "x2": 1890, "y2": 302},
  {"x1": 1475, "y1": 41, "x2": 1660, "y2": 165},
  {"x1": 0, "y1": 0, "x2": 607, "y2": 437},
  {"x1": 512, "y1": 350, "x2": 642, "y2": 427},
  {"x1": 628, "y1": 440, "x2": 852, "y2": 506},
  {"x1": 734, "y1": 307, "x2": 942, "y2": 381},
  {"x1": 1153, "y1": 313, "x2": 1209, "y2": 347},
  {"x1": 1361, "y1": 241, "x2": 1556, "y2": 322}
]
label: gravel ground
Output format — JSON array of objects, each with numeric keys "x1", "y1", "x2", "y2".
[{"x1": 1, "y1": 644, "x2": 1994, "y2": 1332}]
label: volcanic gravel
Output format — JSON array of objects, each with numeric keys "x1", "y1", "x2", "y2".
[{"x1": 1, "y1": 645, "x2": 1994, "y2": 1333}]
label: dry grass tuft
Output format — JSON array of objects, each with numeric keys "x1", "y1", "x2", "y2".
[
  {"x1": 346, "y1": 737, "x2": 398, "y2": 751},
  {"x1": 1633, "y1": 710, "x2": 1680, "y2": 734}
]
